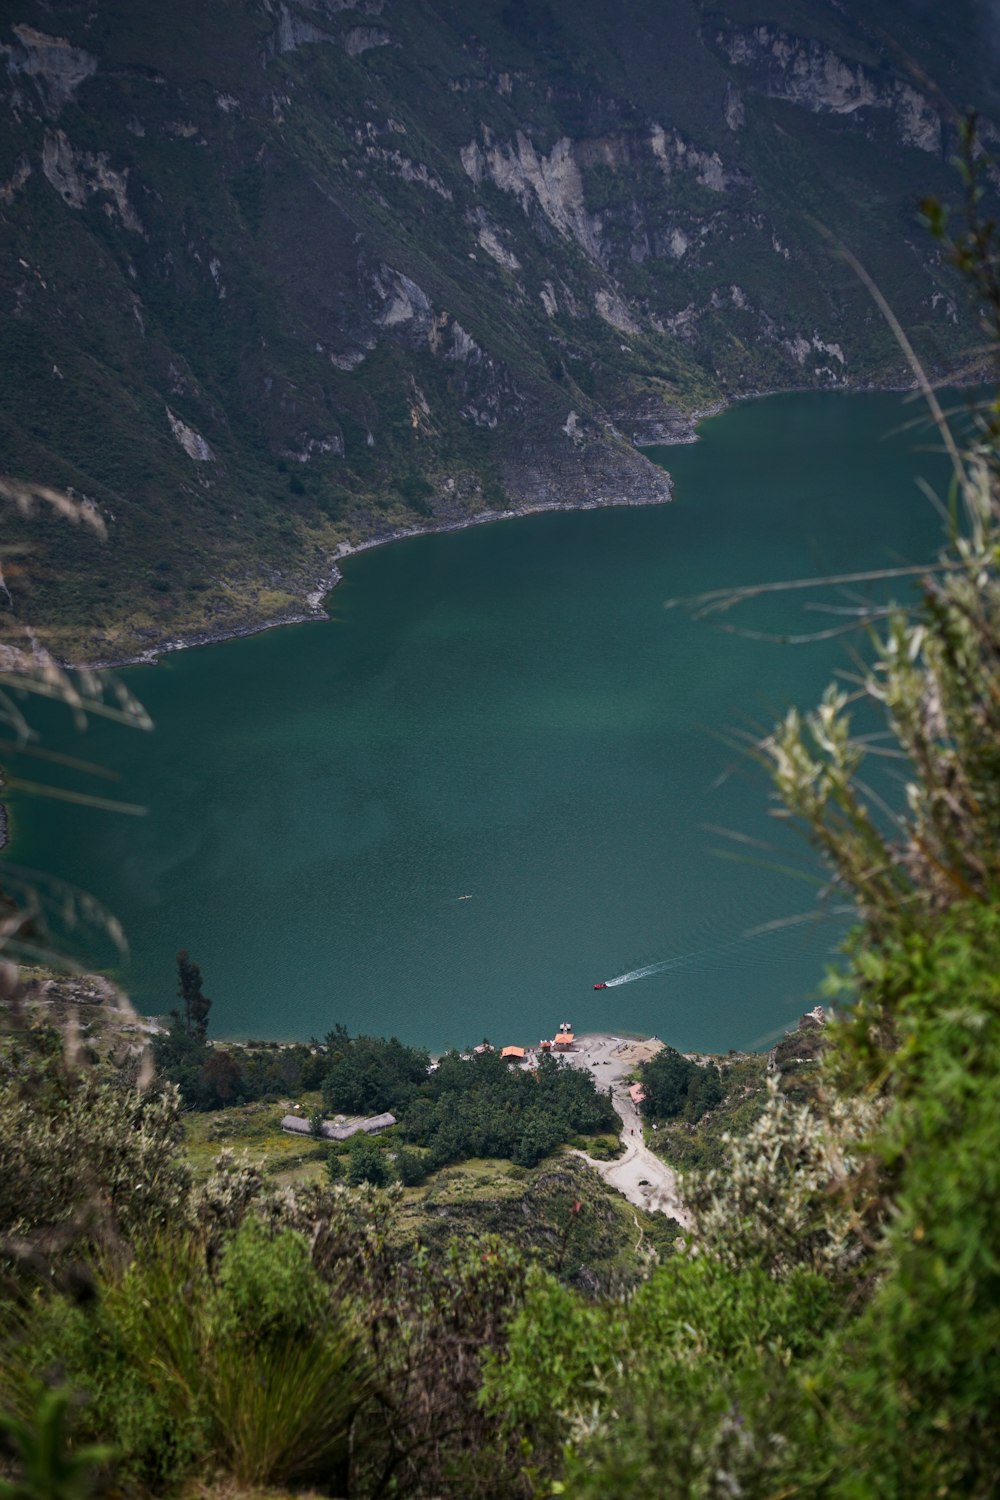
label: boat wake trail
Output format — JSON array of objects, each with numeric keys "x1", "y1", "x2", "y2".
[{"x1": 601, "y1": 913, "x2": 826, "y2": 987}]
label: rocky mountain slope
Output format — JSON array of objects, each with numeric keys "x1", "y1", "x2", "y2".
[{"x1": 0, "y1": 0, "x2": 995, "y2": 658}]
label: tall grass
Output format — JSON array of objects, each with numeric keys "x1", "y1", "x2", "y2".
[{"x1": 103, "y1": 1233, "x2": 371, "y2": 1488}]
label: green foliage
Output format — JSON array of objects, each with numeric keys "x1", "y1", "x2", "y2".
[
  {"x1": 323, "y1": 1031, "x2": 616, "y2": 1170},
  {"x1": 411, "y1": 1050, "x2": 617, "y2": 1168},
  {"x1": 640, "y1": 1046, "x2": 697, "y2": 1119},
  {"x1": 811, "y1": 905, "x2": 1000, "y2": 1494},
  {"x1": 483, "y1": 1255, "x2": 837, "y2": 1494},
  {"x1": 216, "y1": 1217, "x2": 330, "y2": 1344},
  {"x1": 0, "y1": 1036, "x2": 190, "y2": 1266},
  {"x1": 647, "y1": 1052, "x2": 768, "y2": 1174},
  {"x1": 322, "y1": 1029, "x2": 431, "y2": 1116},
  {"x1": 347, "y1": 1133, "x2": 391, "y2": 1187},
  {"x1": 98, "y1": 1232, "x2": 364, "y2": 1489},
  {"x1": 394, "y1": 1145, "x2": 428, "y2": 1186},
  {"x1": 154, "y1": 1024, "x2": 327, "y2": 1110},
  {"x1": 175, "y1": 949, "x2": 211, "y2": 1040},
  {"x1": 0, "y1": 1390, "x2": 113, "y2": 1500}
]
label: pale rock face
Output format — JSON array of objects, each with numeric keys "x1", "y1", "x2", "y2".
[
  {"x1": 343, "y1": 26, "x2": 391, "y2": 56},
  {"x1": 724, "y1": 82, "x2": 745, "y2": 131},
  {"x1": 42, "y1": 130, "x2": 143, "y2": 234},
  {"x1": 166, "y1": 408, "x2": 215, "y2": 462},
  {"x1": 649, "y1": 123, "x2": 735, "y2": 192},
  {"x1": 664, "y1": 303, "x2": 698, "y2": 339},
  {"x1": 718, "y1": 25, "x2": 942, "y2": 154},
  {"x1": 594, "y1": 287, "x2": 641, "y2": 335},
  {"x1": 459, "y1": 142, "x2": 483, "y2": 183},
  {"x1": 812, "y1": 334, "x2": 845, "y2": 365},
  {"x1": 329, "y1": 348, "x2": 370, "y2": 370},
  {"x1": 364, "y1": 144, "x2": 452, "y2": 198},
  {"x1": 462, "y1": 132, "x2": 601, "y2": 260},
  {"x1": 668, "y1": 228, "x2": 689, "y2": 258},
  {"x1": 371, "y1": 265, "x2": 434, "y2": 331},
  {"x1": 270, "y1": 3, "x2": 332, "y2": 54},
  {"x1": 895, "y1": 83, "x2": 941, "y2": 153},
  {"x1": 446, "y1": 321, "x2": 480, "y2": 362},
  {"x1": 477, "y1": 225, "x2": 521, "y2": 270},
  {"x1": 286, "y1": 433, "x2": 344, "y2": 461},
  {"x1": 1, "y1": 25, "x2": 97, "y2": 117},
  {"x1": 539, "y1": 281, "x2": 558, "y2": 316}
]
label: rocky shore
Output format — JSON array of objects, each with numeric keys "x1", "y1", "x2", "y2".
[{"x1": 73, "y1": 478, "x2": 677, "y2": 672}]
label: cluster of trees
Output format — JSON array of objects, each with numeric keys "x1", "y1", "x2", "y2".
[
  {"x1": 155, "y1": 972, "x2": 617, "y2": 1177},
  {"x1": 153, "y1": 952, "x2": 327, "y2": 1108},
  {"x1": 321, "y1": 1026, "x2": 431, "y2": 1115},
  {"x1": 638, "y1": 1046, "x2": 724, "y2": 1123},
  {"x1": 323, "y1": 1036, "x2": 618, "y2": 1170},
  {"x1": 323, "y1": 1132, "x2": 429, "y2": 1190}
]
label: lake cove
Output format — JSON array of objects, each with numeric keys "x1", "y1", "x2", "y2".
[{"x1": 10, "y1": 392, "x2": 952, "y2": 1054}]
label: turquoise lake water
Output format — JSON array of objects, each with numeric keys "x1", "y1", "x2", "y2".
[{"x1": 8, "y1": 391, "x2": 954, "y2": 1053}]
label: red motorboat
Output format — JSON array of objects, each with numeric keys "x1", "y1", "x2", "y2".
[{"x1": 593, "y1": 982, "x2": 607, "y2": 990}]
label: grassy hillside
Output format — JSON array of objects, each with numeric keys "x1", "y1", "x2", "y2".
[{"x1": 0, "y1": 0, "x2": 990, "y2": 657}]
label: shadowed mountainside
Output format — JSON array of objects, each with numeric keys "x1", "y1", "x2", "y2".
[{"x1": 1, "y1": 0, "x2": 995, "y2": 657}]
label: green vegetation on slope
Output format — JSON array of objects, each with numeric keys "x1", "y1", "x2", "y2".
[
  {"x1": 0, "y1": 0, "x2": 989, "y2": 656},
  {"x1": 642, "y1": 1048, "x2": 769, "y2": 1174},
  {"x1": 2, "y1": 131, "x2": 1000, "y2": 1500}
]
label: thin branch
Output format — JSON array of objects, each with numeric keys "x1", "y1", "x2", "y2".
[{"x1": 669, "y1": 561, "x2": 960, "y2": 619}]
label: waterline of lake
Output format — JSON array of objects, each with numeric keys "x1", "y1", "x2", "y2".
[{"x1": 8, "y1": 391, "x2": 952, "y2": 1054}]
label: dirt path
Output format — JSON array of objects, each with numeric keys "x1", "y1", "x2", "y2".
[{"x1": 566, "y1": 1033, "x2": 689, "y2": 1226}]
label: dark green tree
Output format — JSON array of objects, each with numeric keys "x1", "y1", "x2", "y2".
[
  {"x1": 682, "y1": 1064, "x2": 723, "y2": 1123},
  {"x1": 347, "y1": 1134, "x2": 391, "y2": 1187},
  {"x1": 640, "y1": 1048, "x2": 698, "y2": 1119},
  {"x1": 322, "y1": 1032, "x2": 430, "y2": 1115},
  {"x1": 176, "y1": 950, "x2": 211, "y2": 1040},
  {"x1": 394, "y1": 1146, "x2": 428, "y2": 1187}
]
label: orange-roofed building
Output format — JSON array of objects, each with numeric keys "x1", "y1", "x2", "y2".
[
  {"x1": 553, "y1": 1032, "x2": 575, "y2": 1048},
  {"x1": 629, "y1": 1083, "x2": 646, "y2": 1105},
  {"x1": 501, "y1": 1046, "x2": 526, "y2": 1060}
]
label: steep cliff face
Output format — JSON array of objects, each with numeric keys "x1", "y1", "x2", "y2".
[
  {"x1": 715, "y1": 24, "x2": 943, "y2": 152},
  {"x1": 0, "y1": 0, "x2": 991, "y2": 658}
]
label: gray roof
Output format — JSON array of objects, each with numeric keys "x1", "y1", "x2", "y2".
[{"x1": 281, "y1": 1111, "x2": 397, "y2": 1140}]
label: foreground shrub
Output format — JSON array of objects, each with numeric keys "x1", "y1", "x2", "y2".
[
  {"x1": 3, "y1": 1225, "x2": 368, "y2": 1493},
  {"x1": 681, "y1": 1076, "x2": 883, "y2": 1280},
  {"x1": 0, "y1": 1034, "x2": 189, "y2": 1273},
  {"x1": 483, "y1": 1254, "x2": 837, "y2": 1496}
]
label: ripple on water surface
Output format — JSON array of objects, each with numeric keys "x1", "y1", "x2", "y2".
[{"x1": 10, "y1": 392, "x2": 953, "y2": 1052}]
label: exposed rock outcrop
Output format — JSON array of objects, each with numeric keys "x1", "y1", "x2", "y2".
[
  {"x1": 1, "y1": 24, "x2": 97, "y2": 117},
  {"x1": 717, "y1": 24, "x2": 943, "y2": 153}
]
